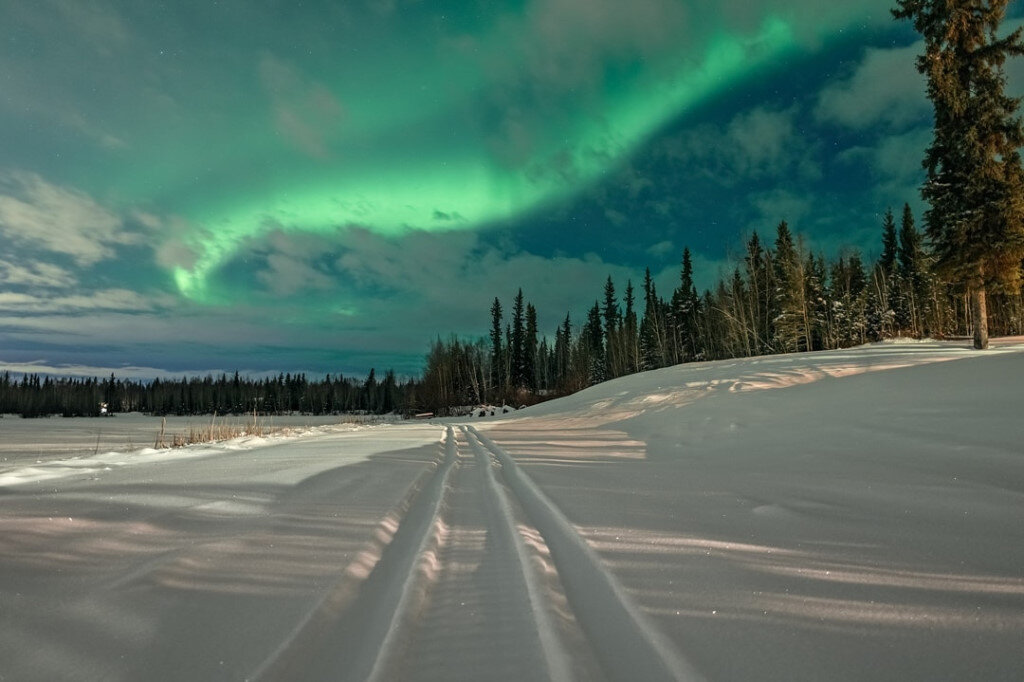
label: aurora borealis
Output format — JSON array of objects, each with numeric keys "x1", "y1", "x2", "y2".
[{"x1": 2, "y1": 1, "x2": 1022, "y2": 377}]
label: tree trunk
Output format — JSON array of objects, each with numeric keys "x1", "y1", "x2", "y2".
[{"x1": 970, "y1": 283, "x2": 989, "y2": 349}]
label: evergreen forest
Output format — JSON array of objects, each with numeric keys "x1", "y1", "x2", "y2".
[{"x1": 3, "y1": 204, "x2": 1023, "y2": 419}]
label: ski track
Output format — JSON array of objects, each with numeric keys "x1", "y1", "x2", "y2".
[
  {"x1": 252, "y1": 424, "x2": 704, "y2": 681},
  {"x1": 466, "y1": 425, "x2": 705, "y2": 682}
]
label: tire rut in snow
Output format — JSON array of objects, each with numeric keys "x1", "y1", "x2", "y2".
[
  {"x1": 376, "y1": 426, "x2": 571, "y2": 682},
  {"x1": 465, "y1": 425, "x2": 705, "y2": 682},
  {"x1": 255, "y1": 426, "x2": 457, "y2": 682}
]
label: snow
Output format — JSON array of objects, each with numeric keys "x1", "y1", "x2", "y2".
[
  {"x1": 0, "y1": 413, "x2": 349, "y2": 467},
  {"x1": 1, "y1": 339, "x2": 1022, "y2": 681}
]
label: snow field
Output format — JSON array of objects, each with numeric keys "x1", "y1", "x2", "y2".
[{"x1": 1, "y1": 339, "x2": 1022, "y2": 681}]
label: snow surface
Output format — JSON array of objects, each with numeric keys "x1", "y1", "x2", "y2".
[
  {"x1": 0, "y1": 413, "x2": 349, "y2": 467},
  {"x1": 1, "y1": 339, "x2": 1022, "y2": 681}
]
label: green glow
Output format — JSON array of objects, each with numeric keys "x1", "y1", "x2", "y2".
[{"x1": 163, "y1": 15, "x2": 798, "y2": 303}]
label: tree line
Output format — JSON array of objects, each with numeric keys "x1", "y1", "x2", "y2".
[
  {"x1": 0, "y1": 369, "x2": 409, "y2": 418},
  {"x1": 418, "y1": 205, "x2": 1024, "y2": 414},
  {"x1": 4, "y1": 203, "x2": 1021, "y2": 419}
]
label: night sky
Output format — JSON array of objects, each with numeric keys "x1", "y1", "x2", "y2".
[{"x1": 2, "y1": 1, "x2": 1022, "y2": 378}]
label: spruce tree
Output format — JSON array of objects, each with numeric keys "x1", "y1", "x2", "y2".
[
  {"x1": 772, "y1": 221, "x2": 808, "y2": 352},
  {"x1": 511, "y1": 289, "x2": 526, "y2": 388},
  {"x1": 602, "y1": 276, "x2": 620, "y2": 378},
  {"x1": 805, "y1": 252, "x2": 829, "y2": 351},
  {"x1": 876, "y1": 209, "x2": 901, "y2": 337},
  {"x1": 744, "y1": 232, "x2": 772, "y2": 353},
  {"x1": 525, "y1": 303, "x2": 539, "y2": 392},
  {"x1": 489, "y1": 297, "x2": 504, "y2": 400},
  {"x1": 555, "y1": 313, "x2": 572, "y2": 392},
  {"x1": 584, "y1": 302, "x2": 605, "y2": 384},
  {"x1": 640, "y1": 268, "x2": 665, "y2": 369},
  {"x1": 894, "y1": 0, "x2": 1024, "y2": 349},
  {"x1": 623, "y1": 280, "x2": 640, "y2": 373},
  {"x1": 672, "y1": 248, "x2": 702, "y2": 362},
  {"x1": 897, "y1": 203, "x2": 930, "y2": 336},
  {"x1": 879, "y1": 208, "x2": 898, "y2": 280}
]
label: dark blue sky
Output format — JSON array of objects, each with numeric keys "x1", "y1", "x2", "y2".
[{"x1": 1, "y1": 1, "x2": 1022, "y2": 378}]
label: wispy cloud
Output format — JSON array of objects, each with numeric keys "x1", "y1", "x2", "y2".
[
  {"x1": 815, "y1": 43, "x2": 929, "y2": 130},
  {"x1": 0, "y1": 359, "x2": 236, "y2": 381},
  {"x1": 0, "y1": 259, "x2": 78, "y2": 289},
  {"x1": 259, "y1": 54, "x2": 346, "y2": 159},
  {"x1": 662, "y1": 105, "x2": 818, "y2": 187},
  {"x1": 0, "y1": 171, "x2": 137, "y2": 266},
  {"x1": 0, "y1": 289, "x2": 163, "y2": 314}
]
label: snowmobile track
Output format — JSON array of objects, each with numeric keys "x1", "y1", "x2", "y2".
[
  {"x1": 254, "y1": 427, "x2": 457, "y2": 681},
  {"x1": 258, "y1": 425, "x2": 702, "y2": 681},
  {"x1": 465, "y1": 425, "x2": 704, "y2": 682}
]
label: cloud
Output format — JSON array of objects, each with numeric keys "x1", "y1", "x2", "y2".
[
  {"x1": 0, "y1": 2, "x2": 134, "y2": 149},
  {"x1": 0, "y1": 259, "x2": 77, "y2": 289},
  {"x1": 522, "y1": 0, "x2": 688, "y2": 88},
  {"x1": 0, "y1": 171, "x2": 136, "y2": 266},
  {"x1": 664, "y1": 105, "x2": 816, "y2": 185},
  {"x1": 260, "y1": 54, "x2": 345, "y2": 159},
  {"x1": 330, "y1": 227, "x2": 718, "y2": 339},
  {"x1": 646, "y1": 240, "x2": 676, "y2": 258},
  {"x1": 0, "y1": 360, "x2": 235, "y2": 381},
  {"x1": 838, "y1": 126, "x2": 931, "y2": 205},
  {"x1": 0, "y1": 289, "x2": 162, "y2": 314},
  {"x1": 749, "y1": 189, "x2": 814, "y2": 231},
  {"x1": 258, "y1": 253, "x2": 336, "y2": 296},
  {"x1": 815, "y1": 43, "x2": 929, "y2": 130},
  {"x1": 725, "y1": 107, "x2": 804, "y2": 178}
]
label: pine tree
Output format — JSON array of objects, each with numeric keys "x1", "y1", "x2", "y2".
[
  {"x1": 554, "y1": 313, "x2": 572, "y2": 392},
  {"x1": 536, "y1": 337, "x2": 551, "y2": 392},
  {"x1": 744, "y1": 232, "x2": 773, "y2": 353},
  {"x1": 875, "y1": 209, "x2": 901, "y2": 337},
  {"x1": 728, "y1": 268, "x2": 753, "y2": 357},
  {"x1": 510, "y1": 289, "x2": 526, "y2": 389},
  {"x1": 772, "y1": 221, "x2": 808, "y2": 352},
  {"x1": 584, "y1": 302, "x2": 605, "y2": 384},
  {"x1": 897, "y1": 203, "x2": 930, "y2": 336},
  {"x1": 880, "y1": 208, "x2": 898, "y2": 281},
  {"x1": 623, "y1": 280, "x2": 640, "y2": 373},
  {"x1": 894, "y1": 0, "x2": 1024, "y2": 349},
  {"x1": 805, "y1": 252, "x2": 829, "y2": 350},
  {"x1": 672, "y1": 248, "x2": 702, "y2": 362},
  {"x1": 489, "y1": 297, "x2": 504, "y2": 401},
  {"x1": 639, "y1": 268, "x2": 666, "y2": 369},
  {"x1": 602, "y1": 276, "x2": 620, "y2": 378},
  {"x1": 525, "y1": 303, "x2": 539, "y2": 392}
]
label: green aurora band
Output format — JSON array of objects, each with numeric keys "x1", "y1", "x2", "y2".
[{"x1": 172, "y1": 17, "x2": 797, "y2": 302}]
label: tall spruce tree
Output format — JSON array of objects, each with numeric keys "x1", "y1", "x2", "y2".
[
  {"x1": 584, "y1": 302, "x2": 605, "y2": 384},
  {"x1": 744, "y1": 232, "x2": 772, "y2": 353},
  {"x1": 489, "y1": 297, "x2": 504, "y2": 400},
  {"x1": 510, "y1": 289, "x2": 526, "y2": 388},
  {"x1": 554, "y1": 313, "x2": 572, "y2": 392},
  {"x1": 897, "y1": 203, "x2": 930, "y2": 336},
  {"x1": 773, "y1": 221, "x2": 808, "y2": 352},
  {"x1": 640, "y1": 268, "x2": 665, "y2": 369},
  {"x1": 623, "y1": 280, "x2": 640, "y2": 373},
  {"x1": 672, "y1": 248, "x2": 702, "y2": 362},
  {"x1": 894, "y1": 0, "x2": 1024, "y2": 349},
  {"x1": 525, "y1": 303, "x2": 539, "y2": 391},
  {"x1": 602, "y1": 276, "x2": 620, "y2": 378},
  {"x1": 879, "y1": 208, "x2": 899, "y2": 280}
]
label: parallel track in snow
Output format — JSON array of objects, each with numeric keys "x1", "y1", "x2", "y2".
[
  {"x1": 466, "y1": 425, "x2": 704, "y2": 682},
  {"x1": 256, "y1": 425, "x2": 702, "y2": 682}
]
